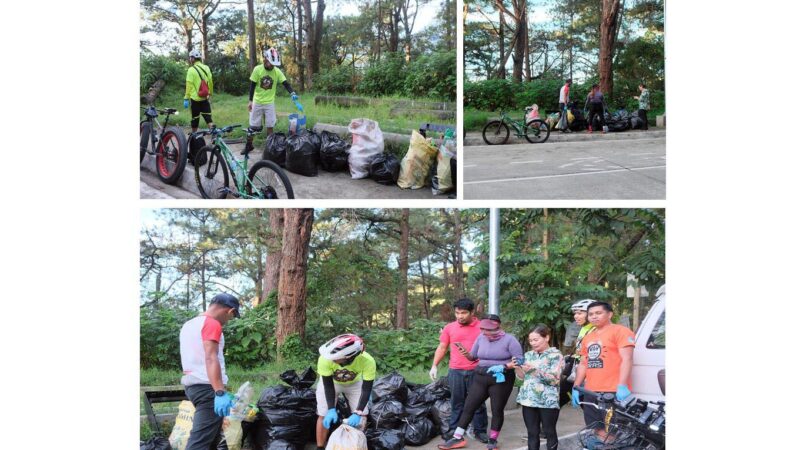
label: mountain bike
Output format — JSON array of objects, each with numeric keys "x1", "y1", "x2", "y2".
[
  {"x1": 482, "y1": 107, "x2": 550, "y2": 145},
  {"x1": 140, "y1": 106, "x2": 188, "y2": 185},
  {"x1": 574, "y1": 386, "x2": 665, "y2": 450},
  {"x1": 192, "y1": 125, "x2": 294, "y2": 199}
]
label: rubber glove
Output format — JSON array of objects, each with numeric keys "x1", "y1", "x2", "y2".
[
  {"x1": 291, "y1": 92, "x2": 299, "y2": 102},
  {"x1": 492, "y1": 372, "x2": 506, "y2": 383},
  {"x1": 322, "y1": 408, "x2": 338, "y2": 429},
  {"x1": 487, "y1": 365, "x2": 505, "y2": 373},
  {"x1": 346, "y1": 414, "x2": 362, "y2": 427},
  {"x1": 616, "y1": 384, "x2": 632, "y2": 401},
  {"x1": 571, "y1": 388, "x2": 580, "y2": 408},
  {"x1": 183, "y1": 99, "x2": 190, "y2": 109},
  {"x1": 429, "y1": 365, "x2": 438, "y2": 381},
  {"x1": 214, "y1": 392, "x2": 234, "y2": 417}
]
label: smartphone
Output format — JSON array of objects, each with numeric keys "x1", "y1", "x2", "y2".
[
  {"x1": 515, "y1": 356, "x2": 525, "y2": 365},
  {"x1": 454, "y1": 342, "x2": 466, "y2": 352}
]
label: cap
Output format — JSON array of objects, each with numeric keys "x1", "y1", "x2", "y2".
[{"x1": 211, "y1": 293, "x2": 240, "y2": 317}]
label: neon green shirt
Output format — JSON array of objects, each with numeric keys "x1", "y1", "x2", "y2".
[
  {"x1": 317, "y1": 351, "x2": 376, "y2": 385},
  {"x1": 249, "y1": 64, "x2": 287, "y2": 105},
  {"x1": 185, "y1": 63, "x2": 213, "y2": 101},
  {"x1": 573, "y1": 324, "x2": 596, "y2": 360}
]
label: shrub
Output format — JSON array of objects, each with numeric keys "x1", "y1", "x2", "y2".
[
  {"x1": 404, "y1": 51, "x2": 457, "y2": 101},
  {"x1": 140, "y1": 307, "x2": 197, "y2": 369},
  {"x1": 314, "y1": 64, "x2": 358, "y2": 94},
  {"x1": 205, "y1": 53, "x2": 251, "y2": 96},
  {"x1": 359, "y1": 53, "x2": 407, "y2": 96},
  {"x1": 140, "y1": 54, "x2": 186, "y2": 96},
  {"x1": 357, "y1": 319, "x2": 445, "y2": 373},
  {"x1": 463, "y1": 79, "x2": 516, "y2": 111}
]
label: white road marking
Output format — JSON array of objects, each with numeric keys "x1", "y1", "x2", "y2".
[
  {"x1": 510, "y1": 160, "x2": 544, "y2": 164},
  {"x1": 464, "y1": 164, "x2": 478, "y2": 168},
  {"x1": 464, "y1": 165, "x2": 666, "y2": 185}
]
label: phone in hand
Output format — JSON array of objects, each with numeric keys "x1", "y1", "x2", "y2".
[
  {"x1": 515, "y1": 356, "x2": 525, "y2": 365},
  {"x1": 454, "y1": 342, "x2": 466, "y2": 352}
]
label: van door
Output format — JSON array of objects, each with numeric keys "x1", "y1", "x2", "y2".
[{"x1": 632, "y1": 297, "x2": 665, "y2": 402}]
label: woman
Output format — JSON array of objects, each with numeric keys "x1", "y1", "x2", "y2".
[
  {"x1": 438, "y1": 314, "x2": 523, "y2": 450},
  {"x1": 515, "y1": 325, "x2": 564, "y2": 450},
  {"x1": 584, "y1": 85, "x2": 607, "y2": 133},
  {"x1": 559, "y1": 300, "x2": 597, "y2": 406}
]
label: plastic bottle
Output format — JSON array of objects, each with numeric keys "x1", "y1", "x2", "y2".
[{"x1": 229, "y1": 381, "x2": 258, "y2": 421}]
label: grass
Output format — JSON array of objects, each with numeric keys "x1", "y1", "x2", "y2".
[{"x1": 464, "y1": 105, "x2": 665, "y2": 132}]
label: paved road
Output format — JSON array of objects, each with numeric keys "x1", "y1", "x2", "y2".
[{"x1": 463, "y1": 136, "x2": 665, "y2": 200}]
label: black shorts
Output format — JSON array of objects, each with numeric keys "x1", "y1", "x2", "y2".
[{"x1": 190, "y1": 99, "x2": 213, "y2": 128}]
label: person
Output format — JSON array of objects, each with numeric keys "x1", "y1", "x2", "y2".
[
  {"x1": 557, "y1": 79, "x2": 572, "y2": 133},
  {"x1": 584, "y1": 85, "x2": 607, "y2": 133},
  {"x1": 178, "y1": 293, "x2": 240, "y2": 450},
  {"x1": 438, "y1": 315, "x2": 523, "y2": 450},
  {"x1": 559, "y1": 299, "x2": 597, "y2": 406},
  {"x1": 515, "y1": 325, "x2": 564, "y2": 450},
  {"x1": 430, "y1": 298, "x2": 489, "y2": 443},
  {"x1": 183, "y1": 49, "x2": 215, "y2": 133},
  {"x1": 571, "y1": 302, "x2": 635, "y2": 434},
  {"x1": 243, "y1": 47, "x2": 299, "y2": 154},
  {"x1": 315, "y1": 334, "x2": 376, "y2": 450},
  {"x1": 633, "y1": 83, "x2": 650, "y2": 130}
]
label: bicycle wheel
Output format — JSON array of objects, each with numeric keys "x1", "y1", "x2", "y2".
[
  {"x1": 482, "y1": 121, "x2": 509, "y2": 145},
  {"x1": 140, "y1": 121, "x2": 151, "y2": 163},
  {"x1": 194, "y1": 145, "x2": 230, "y2": 199},
  {"x1": 155, "y1": 125, "x2": 188, "y2": 185},
  {"x1": 524, "y1": 119, "x2": 550, "y2": 144},
  {"x1": 247, "y1": 160, "x2": 295, "y2": 199}
]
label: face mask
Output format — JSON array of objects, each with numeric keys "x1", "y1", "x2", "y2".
[{"x1": 483, "y1": 329, "x2": 505, "y2": 342}]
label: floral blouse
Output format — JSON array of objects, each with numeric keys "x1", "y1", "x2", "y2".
[{"x1": 516, "y1": 347, "x2": 565, "y2": 409}]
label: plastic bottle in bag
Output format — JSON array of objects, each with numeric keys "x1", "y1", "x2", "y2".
[{"x1": 230, "y1": 381, "x2": 258, "y2": 422}]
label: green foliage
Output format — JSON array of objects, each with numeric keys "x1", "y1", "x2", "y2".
[
  {"x1": 140, "y1": 307, "x2": 196, "y2": 369},
  {"x1": 140, "y1": 54, "x2": 186, "y2": 95},
  {"x1": 359, "y1": 53, "x2": 408, "y2": 97},
  {"x1": 314, "y1": 64, "x2": 358, "y2": 94},
  {"x1": 358, "y1": 319, "x2": 445, "y2": 373},
  {"x1": 404, "y1": 52, "x2": 457, "y2": 101},
  {"x1": 206, "y1": 52, "x2": 251, "y2": 96},
  {"x1": 279, "y1": 333, "x2": 317, "y2": 365},
  {"x1": 223, "y1": 300, "x2": 277, "y2": 368},
  {"x1": 463, "y1": 79, "x2": 516, "y2": 111}
]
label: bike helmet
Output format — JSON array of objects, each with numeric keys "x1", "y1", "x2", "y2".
[
  {"x1": 319, "y1": 334, "x2": 364, "y2": 360},
  {"x1": 263, "y1": 47, "x2": 281, "y2": 67},
  {"x1": 571, "y1": 299, "x2": 596, "y2": 312},
  {"x1": 189, "y1": 49, "x2": 202, "y2": 59}
]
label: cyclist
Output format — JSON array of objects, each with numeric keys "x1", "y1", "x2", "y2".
[
  {"x1": 315, "y1": 333, "x2": 376, "y2": 450},
  {"x1": 243, "y1": 47, "x2": 299, "y2": 154},
  {"x1": 571, "y1": 302, "x2": 635, "y2": 434},
  {"x1": 183, "y1": 49, "x2": 215, "y2": 134},
  {"x1": 559, "y1": 299, "x2": 597, "y2": 407},
  {"x1": 178, "y1": 293, "x2": 240, "y2": 450},
  {"x1": 429, "y1": 298, "x2": 489, "y2": 443},
  {"x1": 438, "y1": 315, "x2": 523, "y2": 450}
]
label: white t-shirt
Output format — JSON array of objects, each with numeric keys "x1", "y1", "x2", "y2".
[
  {"x1": 559, "y1": 85, "x2": 570, "y2": 104},
  {"x1": 179, "y1": 314, "x2": 227, "y2": 386}
]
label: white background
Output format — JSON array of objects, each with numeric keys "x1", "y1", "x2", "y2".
[{"x1": 1, "y1": 0, "x2": 797, "y2": 447}]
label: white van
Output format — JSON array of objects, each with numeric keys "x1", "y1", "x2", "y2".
[{"x1": 631, "y1": 285, "x2": 665, "y2": 403}]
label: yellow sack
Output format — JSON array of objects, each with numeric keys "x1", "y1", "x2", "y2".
[
  {"x1": 219, "y1": 417, "x2": 244, "y2": 450},
  {"x1": 398, "y1": 130, "x2": 438, "y2": 189},
  {"x1": 169, "y1": 400, "x2": 195, "y2": 450},
  {"x1": 567, "y1": 109, "x2": 575, "y2": 124}
]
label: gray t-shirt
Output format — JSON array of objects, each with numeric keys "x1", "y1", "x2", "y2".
[{"x1": 470, "y1": 333, "x2": 524, "y2": 367}]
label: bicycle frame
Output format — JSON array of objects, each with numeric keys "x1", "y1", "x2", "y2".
[
  {"x1": 209, "y1": 132, "x2": 277, "y2": 199},
  {"x1": 142, "y1": 109, "x2": 172, "y2": 153},
  {"x1": 499, "y1": 112, "x2": 527, "y2": 137}
]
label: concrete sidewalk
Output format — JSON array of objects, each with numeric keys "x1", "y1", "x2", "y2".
[{"x1": 464, "y1": 128, "x2": 665, "y2": 146}]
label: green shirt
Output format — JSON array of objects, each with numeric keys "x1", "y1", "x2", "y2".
[
  {"x1": 185, "y1": 63, "x2": 213, "y2": 101},
  {"x1": 249, "y1": 64, "x2": 287, "y2": 105},
  {"x1": 638, "y1": 89, "x2": 651, "y2": 110},
  {"x1": 317, "y1": 351, "x2": 376, "y2": 385}
]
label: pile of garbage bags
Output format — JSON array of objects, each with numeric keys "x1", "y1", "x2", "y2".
[
  {"x1": 249, "y1": 368, "x2": 318, "y2": 450},
  {"x1": 365, "y1": 372, "x2": 452, "y2": 450}
]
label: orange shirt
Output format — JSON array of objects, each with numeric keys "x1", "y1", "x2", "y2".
[{"x1": 580, "y1": 324, "x2": 635, "y2": 392}]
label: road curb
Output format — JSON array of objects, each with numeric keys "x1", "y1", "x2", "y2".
[{"x1": 464, "y1": 129, "x2": 666, "y2": 146}]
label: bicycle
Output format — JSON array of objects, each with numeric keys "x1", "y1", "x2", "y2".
[
  {"x1": 574, "y1": 386, "x2": 665, "y2": 450},
  {"x1": 482, "y1": 107, "x2": 550, "y2": 145},
  {"x1": 140, "y1": 106, "x2": 188, "y2": 185},
  {"x1": 192, "y1": 125, "x2": 294, "y2": 199}
]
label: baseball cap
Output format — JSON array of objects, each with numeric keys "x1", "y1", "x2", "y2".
[{"x1": 211, "y1": 293, "x2": 240, "y2": 317}]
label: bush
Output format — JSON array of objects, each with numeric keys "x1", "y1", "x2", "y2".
[
  {"x1": 140, "y1": 307, "x2": 197, "y2": 370},
  {"x1": 358, "y1": 319, "x2": 445, "y2": 373},
  {"x1": 314, "y1": 64, "x2": 359, "y2": 94},
  {"x1": 206, "y1": 53, "x2": 251, "y2": 96},
  {"x1": 140, "y1": 54, "x2": 186, "y2": 96},
  {"x1": 463, "y1": 79, "x2": 516, "y2": 111},
  {"x1": 223, "y1": 300, "x2": 277, "y2": 368},
  {"x1": 359, "y1": 53, "x2": 407, "y2": 96},
  {"x1": 404, "y1": 51, "x2": 457, "y2": 101}
]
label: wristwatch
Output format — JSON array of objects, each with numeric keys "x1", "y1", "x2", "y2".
[{"x1": 215, "y1": 390, "x2": 225, "y2": 396}]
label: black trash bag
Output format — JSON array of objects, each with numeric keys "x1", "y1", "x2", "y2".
[
  {"x1": 406, "y1": 387, "x2": 434, "y2": 417},
  {"x1": 279, "y1": 367, "x2": 317, "y2": 389},
  {"x1": 368, "y1": 399, "x2": 406, "y2": 428},
  {"x1": 372, "y1": 372, "x2": 408, "y2": 403},
  {"x1": 630, "y1": 116, "x2": 644, "y2": 129},
  {"x1": 337, "y1": 394, "x2": 353, "y2": 418},
  {"x1": 366, "y1": 428, "x2": 405, "y2": 450},
  {"x1": 269, "y1": 423, "x2": 307, "y2": 445},
  {"x1": 319, "y1": 130, "x2": 350, "y2": 172},
  {"x1": 188, "y1": 134, "x2": 207, "y2": 166},
  {"x1": 369, "y1": 153, "x2": 400, "y2": 185},
  {"x1": 430, "y1": 398, "x2": 452, "y2": 437},
  {"x1": 263, "y1": 132, "x2": 289, "y2": 167},
  {"x1": 423, "y1": 379, "x2": 451, "y2": 401},
  {"x1": 249, "y1": 418, "x2": 271, "y2": 450},
  {"x1": 266, "y1": 439, "x2": 296, "y2": 450},
  {"x1": 569, "y1": 108, "x2": 587, "y2": 131},
  {"x1": 403, "y1": 416, "x2": 437, "y2": 446},
  {"x1": 307, "y1": 130, "x2": 322, "y2": 154},
  {"x1": 285, "y1": 131, "x2": 319, "y2": 176},
  {"x1": 140, "y1": 437, "x2": 170, "y2": 450},
  {"x1": 256, "y1": 385, "x2": 317, "y2": 425}
]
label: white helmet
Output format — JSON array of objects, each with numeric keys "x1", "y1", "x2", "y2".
[
  {"x1": 571, "y1": 299, "x2": 596, "y2": 312},
  {"x1": 319, "y1": 334, "x2": 364, "y2": 360},
  {"x1": 189, "y1": 49, "x2": 202, "y2": 59},
  {"x1": 263, "y1": 47, "x2": 281, "y2": 67}
]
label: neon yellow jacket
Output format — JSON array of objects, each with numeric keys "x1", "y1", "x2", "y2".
[
  {"x1": 573, "y1": 323, "x2": 596, "y2": 361},
  {"x1": 185, "y1": 62, "x2": 213, "y2": 101}
]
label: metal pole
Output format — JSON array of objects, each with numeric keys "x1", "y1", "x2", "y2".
[{"x1": 488, "y1": 208, "x2": 500, "y2": 315}]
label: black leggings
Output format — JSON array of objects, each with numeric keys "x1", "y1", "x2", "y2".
[
  {"x1": 522, "y1": 406, "x2": 559, "y2": 450},
  {"x1": 587, "y1": 103, "x2": 605, "y2": 130},
  {"x1": 190, "y1": 99, "x2": 213, "y2": 128},
  {"x1": 457, "y1": 370, "x2": 515, "y2": 433}
]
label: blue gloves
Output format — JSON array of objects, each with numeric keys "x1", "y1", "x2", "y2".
[
  {"x1": 291, "y1": 92, "x2": 299, "y2": 102},
  {"x1": 571, "y1": 388, "x2": 580, "y2": 408},
  {"x1": 214, "y1": 392, "x2": 234, "y2": 417},
  {"x1": 487, "y1": 365, "x2": 505, "y2": 373},
  {"x1": 616, "y1": 384, "x2": 632, "y2": 401},
  {"x1": 322, "y1": 408, "x2": 338, "y2": 429},
  {"x1": 183, "y1": 99, "x2": 190, "y2": 109},
  {"x1": 346, "y1": 414, "x2": 362, "y2": 427}
]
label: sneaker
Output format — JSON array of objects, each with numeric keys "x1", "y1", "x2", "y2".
[
  {"x1": 486, "y1": 438, "x2": 498, "y2": 450},
  {"x1": 438, "y1": 437, "x2": 467, "y2": 450},
  {"x1": 475, "y1": 432, "x2": 489, "y2": 444}
]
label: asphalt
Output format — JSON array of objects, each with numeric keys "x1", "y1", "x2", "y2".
[{"x1": 463, "y1": 129, "x2": 665, "y2": 200}]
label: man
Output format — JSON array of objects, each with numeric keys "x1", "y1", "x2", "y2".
[
  {"x1": 184, "y1": 49, "x2": 215, "y2": 133},
  {"x1": 571, "y1": 301, "x2": 635, "y2": 433},
  {"x1": 557, "y1": 78, "x2": 573, "y2": 133},
  {"x1": 179, "y1": 293, "x2": 240, "y2": 450},
  {"x1": 316, "y1": 334, "x2": 376, "y2": 450},
  {"x1": 243, "y1": 47, "x2": 299, "y2": 154},
  {"x1": 430, "y1": 298, "x2": 489, "y2": 443},
  {"x1": 633, "y1": 83, "x2": 650, "y2": 130}
]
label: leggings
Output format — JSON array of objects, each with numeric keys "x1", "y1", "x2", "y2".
[
  {"x1": 587, "y1": 103, "x2": 605, "y2": 130},
  {"x1": 456, "y1": 370, "x2": 515, "y2": 433},
  {"x1": 522, "y1": 406, "x2": 559, "y2": 450}
]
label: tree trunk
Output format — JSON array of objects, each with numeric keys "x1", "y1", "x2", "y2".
[
  {"x1": 512, "y1": 0, "x2": 526, "y2": 82},
  {"x1": 497, "y1": 4, "x2": 506, "y2": 79},
  {"x1": 297, "y1": 0, "x2": 306, "y2": 91},
  {"x1": 633, "y1": 285, "x2": 641, "y2": 331},
  {"x1": 599, "y1": 0, "x2": 623, "y2": 99},
  {"x1": 302, "y1": 0, "x2": 314, "y2": 88},
  {"x1": 264, "y1": 209, "x2": 285, "y2": 302},
  {"x1": 453, "y1": 209, "x2": 464, "y2": 299},
  {"x1": 201, "y1": 253, "x2": 207, "y2": 311},
  {"x1": 141, "y1": 79, "x2": 166, "y2": 105},
  {"x1": 396, "y1": 209, "x2": 410, "y2": 329},
  {"x1": 312, "y1": 0, "x2": 326, "y2": 79},
  {"x1": 247, "y1": 0, "x2": 257, "y2": 70},
  {"x1": 440, "y1": 255, "x2": 452, "y2": 321},
  {"x1": 543, "y1": 208, "x2": 549, "y2": 260},
  {"x1": 276, "y1": 209, "x2": 314, "y2": 347},
  {"x1": 418, "y1": 257, "x2": 429, "y2": 319}
]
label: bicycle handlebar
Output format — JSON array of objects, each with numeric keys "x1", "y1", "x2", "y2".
[
  {"x1": 141, "y1": 106, "x2": 178, "y2": 116},
  {"x1": 191, "y1": 124, "x2": 243, "y2": 139}
]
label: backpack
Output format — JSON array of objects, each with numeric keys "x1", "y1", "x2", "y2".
[{"x1": 193, "y1": 65, "x2": 210, "y2": 98}]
